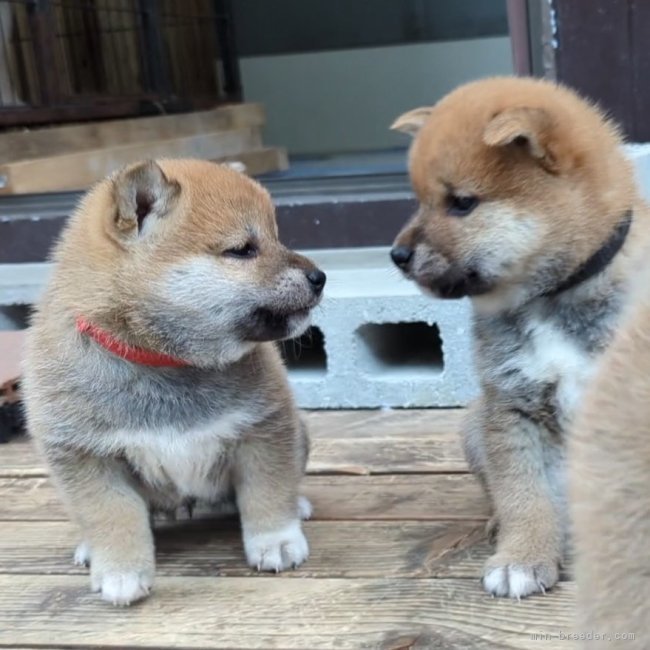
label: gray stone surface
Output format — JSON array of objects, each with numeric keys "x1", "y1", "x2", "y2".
[{"x1": 286, "y1": 247, "x2": 478, "y2": 408}]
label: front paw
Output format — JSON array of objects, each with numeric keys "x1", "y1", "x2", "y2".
[
  {"x1": 482, "y1": 553, "x2": 559, "y2": 599},
  {"x1": 74, "y1": 540, "x2": 92, "y2": 567},
  {"x1": 243, "y1": 519, "x2": 309, "y2": 572},
  {"x1": 298, "y1": 495, "x2": 312, "y2": 520},
  {"x1": 89, "y1": 551, "x2": 154, "y2": 606}
]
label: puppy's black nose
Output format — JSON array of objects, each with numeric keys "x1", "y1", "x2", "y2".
[
  {"x1": 390, "y1": 246, "x2": 413, "y2": 269},
  {"x1": 306, "y1": 268, "x2": 327, "y2": 294}
]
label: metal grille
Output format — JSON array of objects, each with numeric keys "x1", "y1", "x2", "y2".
[{"x1": 0, "y1": 0, "x2": 241, "y2": 127}]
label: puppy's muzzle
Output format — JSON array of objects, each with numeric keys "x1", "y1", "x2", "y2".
[
  {"x1": 305, "y1": 269, "x2": 326, "y2": 295},
  {"x1": 390, "y1": 246, "x2": 414, "y2": 271},
  {"x1": 391, "y1": 244, "x2": 492, "y2": 299},
  {"x1": 435, "y1": 268, "x2": 489, "y2": 299}
]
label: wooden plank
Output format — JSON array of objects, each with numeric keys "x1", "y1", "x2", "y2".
[
  {"x1": 0, "y1": 574, "x2": 576, "y2": 650},
  {"x1": 216, "y1": 147, "x2": 289, "y2": 177},
  {"x1": 0, "y1": 474, "x2": 489, "y2": 521},
  {"x1": 0, "y1": 477, "x2": 62, "y2": 520},
  {"x1": 0, "y1": 440, "x2": 42, "y2": 478},
  {"x1": 0, "y1": 409, "x2": 468, "y2": 478},
  {"x1": 0, "y1": 104, "x2": 266, "y2": 164},
  {"x1": 306, "y1": 474, "x2": 487, "y2": 520},
  {"x1": 306, "y1": 409, "x2": 467, "y2": 474},
  {"x1": 0, "y1": 519, "x2": 491, "y2": 579},
  {"x1": 0, "y1": 128, "x2": 264, "y2": 195}
]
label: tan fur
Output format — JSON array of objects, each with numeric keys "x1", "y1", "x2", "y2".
[
  {"x1": 23, "y1": 159, "x2": 324, "y2": 606},
  {"x1": 570, "y1": 249, "x2": 650, "y2": 647},
  {"x1": 391, "y1": 76, "x2": 650, "y2": 599},
  {"x1": 390, "y1": 107, "x2": 432, "y2": 135}
]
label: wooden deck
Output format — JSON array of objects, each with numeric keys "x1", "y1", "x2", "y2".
[{"x1": 0, "y1": 409, "x2": 574, "y2": 649}]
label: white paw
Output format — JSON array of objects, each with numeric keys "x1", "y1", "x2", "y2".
[
  {"x1": 91, "y1": 568, "x2": 154, "y2": 606},
  {"x1": 243, "y1": 520, "x2": 309, "y2": 572},
  {"x1": 482, "y1": 557, "x2": 559, "y2": 599},
  {"x1": 298, "y1": 495, "x2": 312, "y2": 520},
  {"x1": 74, "y1": 541, "x2": 92, "y2": 566}
]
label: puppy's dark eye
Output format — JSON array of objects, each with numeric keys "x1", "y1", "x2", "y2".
[
  {"x1": 224, "y1": 243, "x2": 257, "y2": 259},
  {"x1": 447, "y1": 195, "x2": 479, "y2": 217}
]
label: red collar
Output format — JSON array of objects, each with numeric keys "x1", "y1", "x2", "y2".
[{"x1": 76, "y1": 317, "x2": 190, "y2": 368}]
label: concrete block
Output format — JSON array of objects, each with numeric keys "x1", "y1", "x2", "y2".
[
  {"x1": 0, "y1": 263, "x2": 50, "y2": 307},
  {"x1": 282, "y1": 247, "x2": 478, "y2": 408}
]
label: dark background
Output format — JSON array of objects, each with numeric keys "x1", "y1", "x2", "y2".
[{"x1": 232, "y1": 0, "x2": 508, "y2": 57}]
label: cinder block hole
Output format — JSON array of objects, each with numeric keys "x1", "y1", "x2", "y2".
[
  {"x1": 356, "y1": 321, "x2": 444, "y2": 378},
  {"x1": 280, "y1": 326, "x2": 327, "y2": 380}
]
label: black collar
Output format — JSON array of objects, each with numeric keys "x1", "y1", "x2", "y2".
[{"x1": 545, "y1": 209, "x2": 633, "y2": 297}]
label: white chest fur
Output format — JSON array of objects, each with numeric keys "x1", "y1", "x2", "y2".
[
  {"x1": 517, "y1": 317, "x2": 594, "y2": 419},
  {"x1": 110, "y1": 410, "x2": 253, "y2": 501}
]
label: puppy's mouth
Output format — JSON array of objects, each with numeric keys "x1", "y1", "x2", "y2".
[
  {"x1": 243, "y1": 306, "x2": 312, "y2": 342},
  {"x1": 419, "y1": 269, "x2": 494, "y2": 300}
]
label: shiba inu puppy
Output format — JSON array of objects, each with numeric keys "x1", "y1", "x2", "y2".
[
  {"x1": 571, "y1": 252, "x2": 650, "y2": 646},
  {"x1": 22, "y1": 159, "x2": 326, "y2": 605},
  {"x1": 390, "y1": 77, "x2": 649, "y2": 598}
]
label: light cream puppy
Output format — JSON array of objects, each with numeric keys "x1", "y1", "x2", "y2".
[{"x1": 571, "y1": 245, "x2": 650, "y2": 648}]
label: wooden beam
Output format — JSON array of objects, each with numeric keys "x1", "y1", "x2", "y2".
[
  {"x1": 215, "y1": 147, "x2": 289, "y2": 177},
  {"x1": 0, "y1": 127, "x2": 264, "y2": 194},
  {"x1": 0, "y1": 103, "x2": 265, "y2": 164}
]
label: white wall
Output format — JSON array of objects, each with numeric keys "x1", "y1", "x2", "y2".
[{"x1": 240, "y1": 37, "x2": 513, "y2": 155}]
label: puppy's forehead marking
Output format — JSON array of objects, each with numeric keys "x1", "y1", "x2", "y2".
[
  {"x1": 410, "y1": 103, "x2": 518, "y2": 201},
  {"x1": 175, "y1": 189, "x2": 277, "y2": 252}
]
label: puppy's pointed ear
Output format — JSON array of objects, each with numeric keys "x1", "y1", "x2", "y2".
[
  {"x1": 112, "y1": 160, "x2": 181, "y2": 237},
  {"x1": 390, "y1": 107, "x2": 432, "y2": 136},
  {"x1": 483, "y1": 107, "x2": 558, "y2": 171}
]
